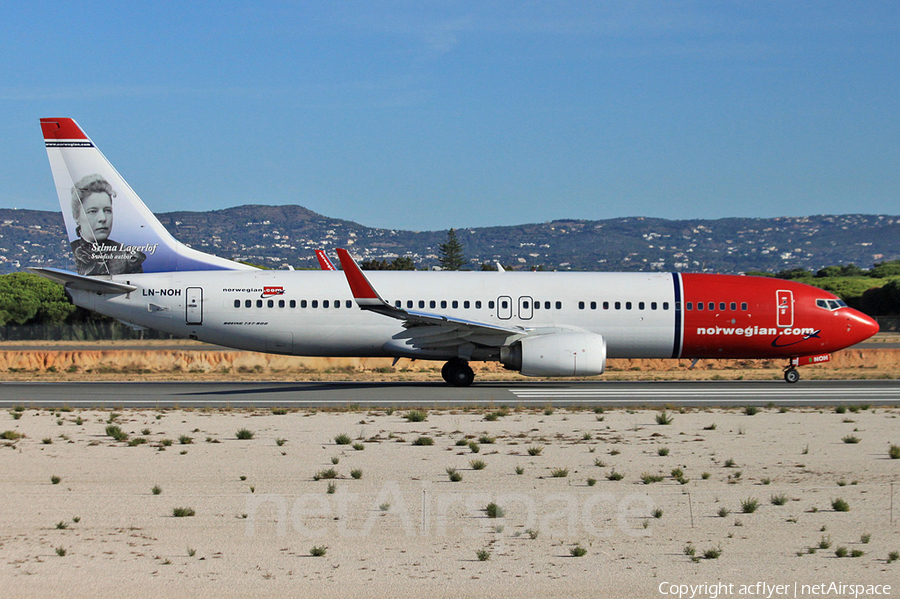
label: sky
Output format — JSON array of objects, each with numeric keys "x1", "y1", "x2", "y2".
[{"x1": 1, "y1": 1, "x2": 898, "y2": 231}]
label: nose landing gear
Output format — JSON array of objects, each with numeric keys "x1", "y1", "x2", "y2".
[
  {"x1": 783, "y1": 366, "x2": 800, "y2": 384},
  {"x1": 441, "y1": 358, "x2": 475, "y2": 387}
]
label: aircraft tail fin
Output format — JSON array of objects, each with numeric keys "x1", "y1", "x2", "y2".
[{"x1": 40, "y1": 118, "x2": 254, "y2": 275}]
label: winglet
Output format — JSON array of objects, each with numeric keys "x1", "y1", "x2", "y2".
[
  {"x1": 336, "y1": 248, "x2": 387, "y2": 308},
  {"x1": 315, "y1": 249, "x2": 337, "y2": 271}
]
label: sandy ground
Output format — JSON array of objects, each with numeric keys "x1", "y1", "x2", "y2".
[{"x1": 1, "y1": 406, "x2": 899, "y2": 598}]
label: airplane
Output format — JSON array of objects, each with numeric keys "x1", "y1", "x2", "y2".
[
  {"x1": 31, "y1": 118, "x2": 880, "y2": 386},
  {"x1": 315, "y1": 249, "x2": 337, "y2": 271}
]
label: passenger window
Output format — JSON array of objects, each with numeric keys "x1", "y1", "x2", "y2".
[
  {"x1": 290, "y1": 300, "x2": 296, "y2": 308},
  {"x1": 555, "y1": 301, "x2": 562, "y2": 310},
  {"x1": 430, "y1": 300, "x2": 436, "y2": 309},
  {"x1": 234, "y1": 300, "x2": 240, "y2": 308},
  {"x1": 323, "y1": 300, "x2": 329, "y2": 308},
  {"x1": 523, "y1": 301, "x2": 530, "y2": 309},
  {"x1": 245, "y1": 299, "x2": 251, "y2": 308},
  {"x1": 578, "y1": 301, "x2": 585, "y2": 310},
  {"x1": 464, "y1": 300, "x2": 471, "y2": 309},
  {"x1": 501, "y1": 300, "x2": 509, "y2": 309},
  {"x1": 311, "y1": 300, "x2": 318, "y2": 308},
  {"x1": 534, "y1": 302, "x2": 540, "y2": 310},
  {"x1": 256, "y1": 300, "x2": 263, "y2": 308},
  {"x1": 278, "y1": 300, "x2": 285, "y2": 308},
  {"x1": 741, "y1": 302, "x2": 748, "y2": 311},
  {"x1": 664, "y1": 302, "x2": 670, "y2": 310},
  {"x1": 603, "y1": 301, "x2": 609, "y2": 310},
  {"x1": 301, "y1": 300, "x2": 307, "y2": 308},
  {"x1": 730, "y1": 302, "x2": 736, "y2": 311},
  {"x1": 686, "y1": 302, "x2": 692, "y2": 310},
  {"x1": 719, "y1": 302, "x2": 725, "y2": 311},
  {"x1": 625, "y1": 302, "x2": 632, "y2": 310},
  {"x1": 615, "y1": 301, "x2": 621, "y2": 310},
  {"x1": 697, "y1": 303, "x2": 704, "y2": 311},
  {"x1": 639, "y1": 302, "x2": 645, "y2": 310},
  {"x1": 418, "y1": 301, "x2": 425, "y2": 309},
  {"x1": 452, "y1": 300, "x2": 458, "y2": 309},
  {"x1": 590, "y1": 301, "x2": 596, "y2": 310},
  {"x1": 395, "y1": 300, "x2": 402, "y2": 308},
  {"x1": 407, "y1": 300, "x2": 413, "y2": 309},
  {"x1": 544, "y1": 301, "x2": 551, "y2": 309},
  {"x1": 346, "y1": 300, "x2": 353, "y2": 308},
  {"x1": 651, "y1": 302, "x2": 657, "y2": 310},
  {"x1": 489, "y1": 301, "x2": 495, "y2": 309},
  {"x1": 267, "y1": 300, "x2": 274, "y2": 308},
  {"x1": 475, "y1": 301, "x2": 482, "y2": 309},
  {"x1": 334, "y1": 300, "x2": 340, "y2": 308},
  {"x1": 708, "y1": 302, "x2": 714, "y2": 311},
  {"x1": 441, "y1": 300, "x2": 447, "y2": 309}
]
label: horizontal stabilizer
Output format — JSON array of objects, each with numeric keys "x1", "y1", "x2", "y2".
[{"x1": 28, "y1": 267, "x2": 137, "y2": 294}]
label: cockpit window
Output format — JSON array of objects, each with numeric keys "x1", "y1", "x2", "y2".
[{"x1": 816, "y1": 298, "x2": 845, "y2": 311}]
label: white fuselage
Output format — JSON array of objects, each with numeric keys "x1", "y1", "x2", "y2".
[{"x1": 74, "y1": 270, "x2": 680, "y2": 359}]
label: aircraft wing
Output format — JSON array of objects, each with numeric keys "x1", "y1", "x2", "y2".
[
  {"x1": 28, "y1": 267, "x2": 137, "y2": 294},
  {"x1": 335, "y1": 249, "x2": 525, "y2": 350}
]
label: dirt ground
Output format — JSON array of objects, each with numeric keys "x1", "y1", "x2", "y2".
[{"x1": 0, "y1": 338, "x2": 897, "y2": 383}]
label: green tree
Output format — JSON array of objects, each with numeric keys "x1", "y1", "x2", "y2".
[
  {"x1": 361, "y1": 257, "x2": 416, "y2": 270},
  {"x1": 438, "y1": 228, "x2": 466, "y2": 271}
]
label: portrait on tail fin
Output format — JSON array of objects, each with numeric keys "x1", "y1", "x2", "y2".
[{"x1": 69, "y1": 174, "x2": 146, "y2": 275}]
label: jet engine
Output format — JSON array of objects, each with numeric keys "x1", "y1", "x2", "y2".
[{"x1": 500, "y1": 332, "x2": 607, "y2": 377}]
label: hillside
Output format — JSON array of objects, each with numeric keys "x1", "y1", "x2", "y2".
[{"x1": 1, "y1": 206, "x2": 898, "y2": 274}]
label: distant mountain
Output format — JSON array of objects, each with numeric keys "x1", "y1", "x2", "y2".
[{"x1": 1, "y1": 205, "x2": 898, "y2": 275}]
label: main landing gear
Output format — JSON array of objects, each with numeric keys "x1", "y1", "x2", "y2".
[
  {"x1": 442, "y1": 358, "x2": 475, "y2": 387},
  {"x1": 783, "y1": 366, "x2": 800, "y2": 384}
]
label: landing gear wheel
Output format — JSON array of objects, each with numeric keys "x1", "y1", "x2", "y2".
[
  {"x1": 441, "y1": 359, "x2": 475, "y2": 387},
  {"x1": 784, "y1": 368, "x2": 800, "y2": 384}
]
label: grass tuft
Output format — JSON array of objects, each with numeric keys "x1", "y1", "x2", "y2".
[
  {"x1": 889, "y1": 444, "x2": 900, "y2": 459},
  {"x1": 485, "y1": 502, "x2": 505, "y2": 518},
  {"x1": 741, "y1": 497, "x2": 759, "y2": 513},
  {"x1": 172, "y1": 507, "x2": 195, "y2": 517},
  {"x1": 470, "y1": 459, "x2": 487, "y2": 470},
  {"x1": 831, "y1": 498, "x2": 850, "y2": 512},
  {"x1": 334, "y1": 433, "x2": 352, "y2": 445},
  {"x1": 842, "y1": 435, "x2": 861, "y2": 444},
  {"x1": 310, "y1": 545, "x2": 327, "y2": 557},
  {"x1": 105, "y1": 425, "x2": 128, "y2": 442},
  {"x1": 235, "y1": 428, "x2": 254, "y2": 440},
  {"x1": 770, "y1": 493, "x2": 788, "y2": 506},
  {"x1": 550, "y1": 467, "x2": 569, "y2": 478},
  {"x1": 570, "y1": 545, "x2": 587, "y2": 557},
  {"x1": 313, "y1": 468, "x2": 338, "y2": 481},
  {"x1": 405, "y1": 410, "x2": 427, "y2": 422},
  {"x1": 607, "y1": 469, "x2": 624, "y2": 481},
  {"x1": 413, "y1": 436, "x2": 434, "y2": 446},
  {"x1": 51, "y1": 475, "x2": 61, "y2": 485},
  {"x1": 655, "y1": 411, "x2": 674, "y2": 425},
  {"x1": 446, "y1": 467, "x2": 463, "y2": 482},
  {"x1": 527, "y1": 445, "x2": 544, "y2": 456},
  {"x1": 476, "y1": 548, "x2": 491, "y2": 561}
]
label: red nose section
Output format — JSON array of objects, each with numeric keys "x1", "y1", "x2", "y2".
[{"x1": 844, "y1": 309, "x2": 880, "y2": 347}]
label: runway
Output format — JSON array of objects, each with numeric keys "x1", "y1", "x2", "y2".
[{"x1": 0, "y1": 379, "x2": 898, "y2": 409}]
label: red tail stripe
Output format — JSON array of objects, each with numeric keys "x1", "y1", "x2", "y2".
[{"x1": 40, "y1": 118, "x2": 88, "y2": 140}]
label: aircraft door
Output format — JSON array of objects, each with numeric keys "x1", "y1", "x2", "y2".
[
  {"x1": 186, "y1": 287, "x2": 203, "y2": 325},
  {"x1": 497, "y1": 296, "x2": 512, "y2": 320},
  {"x1": 518, "y1": 296, "x2": 533, "y2": 320},
  {"x1": 776, "y1": 290, "x2": 793, "y2": 328}
]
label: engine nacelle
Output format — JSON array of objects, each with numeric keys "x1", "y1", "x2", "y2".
[{"x1": 500, "y1": 332, "x2": 607, "y2": 377}]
